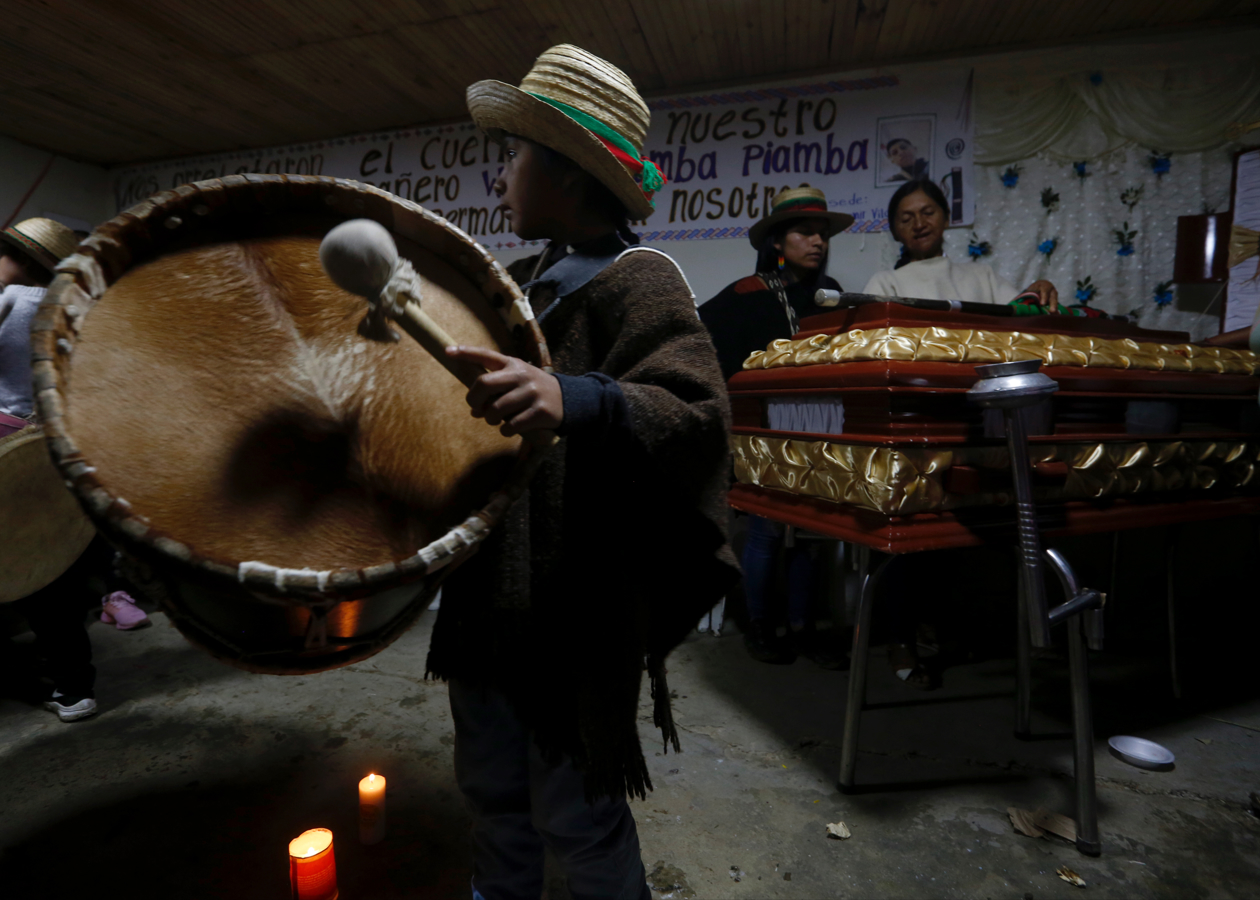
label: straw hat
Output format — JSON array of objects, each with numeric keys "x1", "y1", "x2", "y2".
[
  {"x1": 466, "y1": 44, "x2": 664, "y2": 221},
  {"x1": 748, "y1": 187, "x2": 854, "y2": 249},
  {"x1": 0, "y1": 217, "x2": 78, "y2": 273}
]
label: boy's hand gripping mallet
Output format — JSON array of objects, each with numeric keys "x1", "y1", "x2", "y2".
[
  {"x1": 319, "y1": 219, "x2": 557, "y2": 447},
  {"x1": 320, "y1": 218, "x2": 485, "y2": 388}
]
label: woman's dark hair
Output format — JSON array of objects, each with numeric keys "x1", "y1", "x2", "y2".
[
  {"x1": 0, "y1": 247, "x2": 51, "y2": 286},
  {"x1": 887, "y1": 178, "x2": 949, "y2": 269},
  {"x1": 755, "y1": 219, "x2": 831, "y2": 291},
  {"x1": 522, "y1": 138, "x2": 639, "y2": 244}
]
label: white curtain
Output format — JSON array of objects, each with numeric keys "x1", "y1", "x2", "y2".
[
  {"x1": 871, "y1": 145, "x2": 1233, "y2": 339},
  {"x1": 975, "y1": 35, "x2": 1260, "y2": 165},
  {"x1": 972, "y1": 147, "x2": 1232, "y2": 339},
  {"x1": 880, "y1": 35, "x2": 1251, "y2": 340}
]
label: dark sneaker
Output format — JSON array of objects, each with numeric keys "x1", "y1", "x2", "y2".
[
  {"x1": 44, "y1": 691, "x2": 98, "y2": 722},
  {"x1": 743, "y1": 620, "x2": 796, "y2": 664},
  {"x1": 792, "y1": 626, "x2": 850, "y2": 671}
]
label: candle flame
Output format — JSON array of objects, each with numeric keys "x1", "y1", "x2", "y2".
[
  {"x1": 369, "y1": 774, "x2": 375, "y2": 782},
  {"x1": 306, "y1": 846, "x2": 317, "y2": 857}
]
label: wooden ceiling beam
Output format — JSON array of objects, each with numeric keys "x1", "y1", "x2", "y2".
[{"x1": 6, "y1": 1, "x2": 340, "y2": 135}]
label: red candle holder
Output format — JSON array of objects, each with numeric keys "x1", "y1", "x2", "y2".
[{"x1": 288, "y1": 828, "x2": 338, "y2": 900}]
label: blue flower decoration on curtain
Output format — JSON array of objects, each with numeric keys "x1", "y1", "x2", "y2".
[
  {"x1": 1114, "y1": 222, "x2": 1137, "y2": 257},
  {"x1": 1153, "y1": 280, "x2": 1174, "y2": 307},
  {"x1": 1075, "y1": 277, "x2": 1096, "y2": 304},
  {"x1": 1038, "y1": 238, "x2": 1057, "y2": 257},
  {"x1": 968, "y1": 235, "x2": 991, "y2": 259},
  {"x1": 1001, "y1": 165, "x2": 1021, "y2": 188},
  {"x1": 1073, "y1": 161, "x2": 1090, "y2": 179},
  {"x1": 1149, "y1": 152, "x2": 1172, "y2": 177},
  {"x1": 1089, "y1": 72, "x2": 1103, "y2": 86}
]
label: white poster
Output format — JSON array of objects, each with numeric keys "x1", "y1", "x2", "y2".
[
  {"x1": 1225, "y1": 148, "x2": 1260, "y2": 332},
  {"x1": 111, "y1": 67, "x2": 973, "y2": 251}
]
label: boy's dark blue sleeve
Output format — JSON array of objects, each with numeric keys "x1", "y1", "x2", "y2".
[{"x1": 553, "y1": 372, "x2": 634, "y2": 443}]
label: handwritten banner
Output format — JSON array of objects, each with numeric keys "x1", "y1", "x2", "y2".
[{"x1": 112, "y1": 67, "x2": 973, "y2": 250}]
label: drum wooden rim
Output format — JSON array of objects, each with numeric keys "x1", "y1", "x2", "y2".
[{"x1": 33, "y1": 174, "x2": 550, "y2": 606}]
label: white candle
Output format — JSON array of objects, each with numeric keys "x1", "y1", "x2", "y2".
[{"x1": 358, "y1": 772, "x2": 387, "y2": 844}]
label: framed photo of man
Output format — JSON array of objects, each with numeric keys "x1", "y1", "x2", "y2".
[{"x1": 876, "y1": 115, "x2": 935, "y2": 187}]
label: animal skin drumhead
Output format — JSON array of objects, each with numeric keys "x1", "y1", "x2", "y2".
[
  {"x1": 64, "y1": 229, "x2": 522, "y2": 573},
  {"x1": 0, "y1": 426, "x2": 96, "y2": 603}
]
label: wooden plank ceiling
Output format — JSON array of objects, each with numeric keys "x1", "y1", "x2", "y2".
[{"x1": 3, "y1": 0, "x2": 1259, "y2": 166}]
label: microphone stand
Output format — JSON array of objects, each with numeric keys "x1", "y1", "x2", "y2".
[{"x1": 967, "y1": 359, "x2": 1105, "y2": 857}]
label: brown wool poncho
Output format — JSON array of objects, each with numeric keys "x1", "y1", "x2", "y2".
[{"x1": 426, "y1": 247, "x2": 739, "y2": 801}]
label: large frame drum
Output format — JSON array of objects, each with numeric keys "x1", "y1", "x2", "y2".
[{"x1": 33, "y1": 175, "x2": 551, "y2": 674}]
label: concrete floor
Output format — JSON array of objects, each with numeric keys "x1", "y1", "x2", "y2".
[{"x1": 1, "y1": 606, "x2": 1258, "y2": 899}]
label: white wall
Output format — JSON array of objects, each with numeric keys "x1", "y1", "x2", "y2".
[{"x1": 0, "y1": 135, "x2": 111, "y2": 233}]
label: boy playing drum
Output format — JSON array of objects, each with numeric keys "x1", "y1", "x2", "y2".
[{"x1": 428, "y1": 45, "x2": 738, "y2": 898}]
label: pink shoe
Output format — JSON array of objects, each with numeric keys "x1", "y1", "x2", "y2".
[{"x1": 100, "y1": 591, "x2": 150, "y2": 630}]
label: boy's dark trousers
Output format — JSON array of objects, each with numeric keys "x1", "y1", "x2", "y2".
[{"x1": 450, "y1": 678, "x2": 651, "y2": 900}]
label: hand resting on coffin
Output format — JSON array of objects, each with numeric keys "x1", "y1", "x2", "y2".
[
  {"x1": 447, "y1": 345, "x2": 564, "y2": 437},
  {"x1": 1021, "y1": 279, "x2": 1059, "y2": 312}
]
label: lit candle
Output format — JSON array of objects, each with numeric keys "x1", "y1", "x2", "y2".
[
  {"x1": 288, "y1": 828, "x2": 338, "y2": 900},
  {"x1": 359, "y1": 772, "x2": 387, "y2": 844}
]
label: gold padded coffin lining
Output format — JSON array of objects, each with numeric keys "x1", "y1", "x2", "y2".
[
  {"x1": 742, "y1": 326, "x2": 1260, "y2": 375},
  {"x1": 731, "y1": 434, "x2": 1260, "y2": 515}
]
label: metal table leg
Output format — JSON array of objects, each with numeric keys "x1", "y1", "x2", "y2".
[
  {"x1": 838, "y1": 551, "x2": 895, "y2": 794},
  {"x1": 1167, "y1": 526, "x2": 1182, "y2": 700},
  {"x1": 1014, "y1": 564, "x2": 1032, "y2": 739},
  {"x1": 1066, "y1": 613, "x2": 1101, "y2": 855},
  {"x1": 1108, "y1": 531, "x2": 1121, "y2": 616}
]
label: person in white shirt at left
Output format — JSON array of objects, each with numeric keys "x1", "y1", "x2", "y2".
[{"x1": 1, "y1": 217, "x2": 149, "y2": 723}]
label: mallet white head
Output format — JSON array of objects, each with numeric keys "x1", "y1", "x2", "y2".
[{"x1": 320, "y1": 218, "x2": 398, "y2": 298}]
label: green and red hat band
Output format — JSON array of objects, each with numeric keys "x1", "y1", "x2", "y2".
[
  {"x1": 773, "y1": 197, "x2": 828, "y2": 215},
  {"x1": 527, "y1": 93, "x2": 667, "y2": 203},
  {"x1": 2, "y1": 228, "x2": 54, "y2": 267}
]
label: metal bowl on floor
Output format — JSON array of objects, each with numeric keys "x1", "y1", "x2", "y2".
[{"x1": 1108, "y1": 735, "x2": 1175, "y2": 770}]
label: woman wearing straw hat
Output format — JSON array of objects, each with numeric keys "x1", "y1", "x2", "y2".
[
  {"x1": 430, "y1": 45, "x2": 737, "y2": 898},
  {"x1": 863, "y1": 180, "x2": 1058, "y2": 690},
  {"x1": 699, "y1": 187, "x2": 853, "y2": 381},
  {"x1": 1, "y1": 218, "x2": 150, "y2": 724},
  {"x1": 699, "y1": 188, "x2": 852, "y2": 669}
]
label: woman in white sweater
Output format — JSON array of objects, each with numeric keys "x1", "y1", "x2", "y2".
[
  {"x1": 862, "y1": 182, "x2": 1058, "y2": 689},
  {"x1": 865, "y1": 179, "x2": 1058, "y2": 310}
]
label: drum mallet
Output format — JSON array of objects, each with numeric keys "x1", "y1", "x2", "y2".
[
  {"x1": 320, "y1": 219, "x2": 557, "y2": 449},
  {"x1": 320, "y1": 218, "x2": 487, "y2": 388}
]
